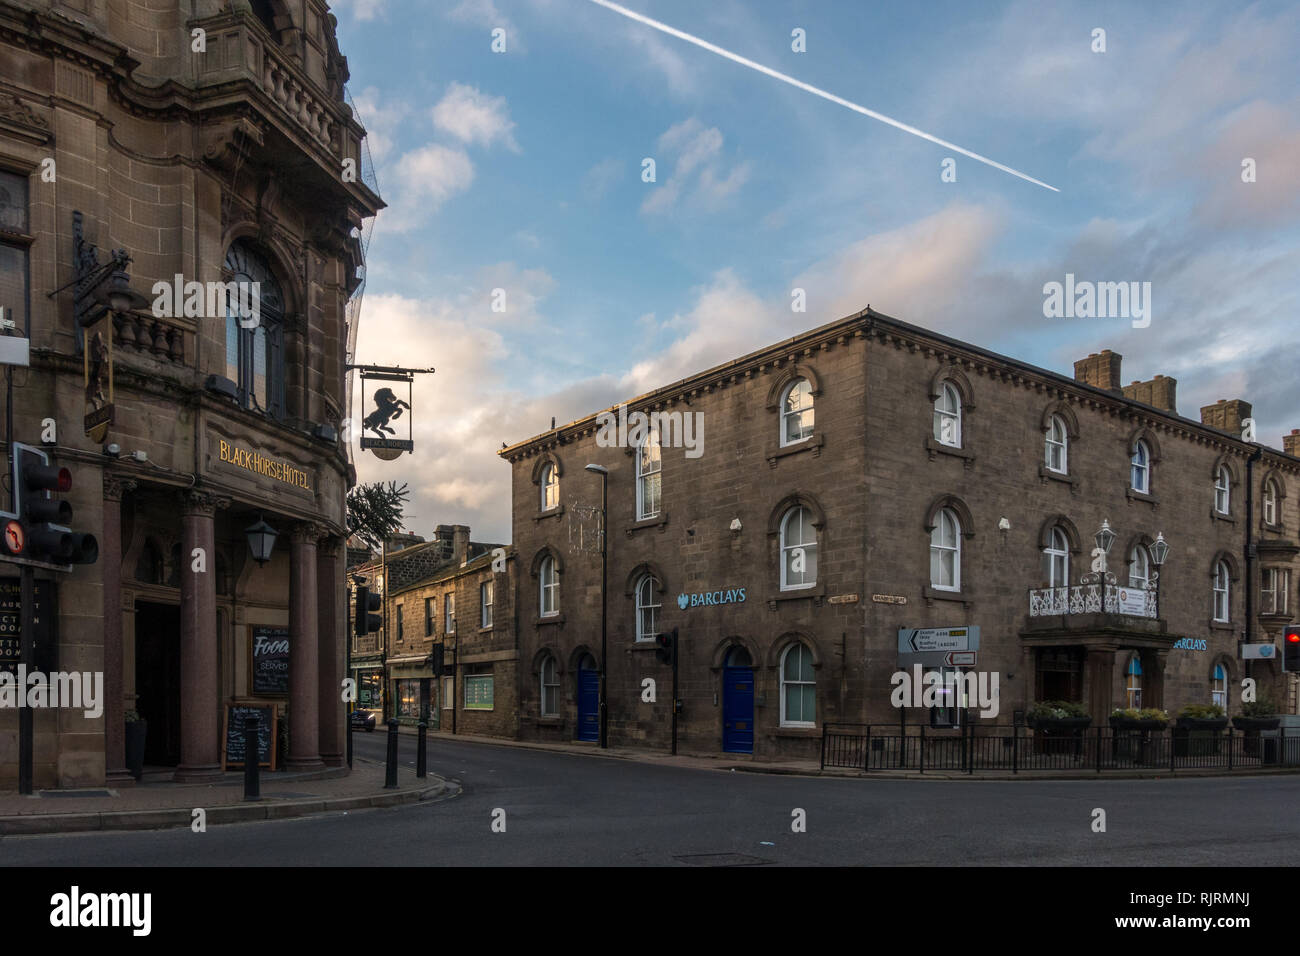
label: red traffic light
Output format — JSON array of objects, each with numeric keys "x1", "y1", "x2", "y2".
[{"x1": 1288, "y1": 633, "x2": 1300, "y2": 643}]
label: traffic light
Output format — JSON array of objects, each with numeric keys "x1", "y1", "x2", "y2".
[
  {"x1": 354, "y1": 584, "x2": 381, "y2": 636},
  {"x1": 1284, "y1": 626, "x2": 1300, "y2": 672},
  {"x1": 655, "y1": 627, "x2": 678, "y2": 666},
  {"x1": 12, "y1": 443, "x2": 97, "y2": 565}
]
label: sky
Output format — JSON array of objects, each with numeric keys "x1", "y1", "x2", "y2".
[{"x1": 330, "y1": 0, "x2": 1300, "y2": 544}]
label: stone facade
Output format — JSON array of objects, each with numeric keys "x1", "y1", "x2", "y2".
[
  {"x1": 501, "y1": 308, "x2": 1299, "y2": 762},
  {"x1": 0, "y1": 0, "x2": 380, "y2": 786}
]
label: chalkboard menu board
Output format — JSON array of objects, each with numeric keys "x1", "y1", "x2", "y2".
[
  {"x1": 222, "y1": 703, "x2": 277, "y2": 769},
  {"x1": 250, "y1": 626, "x2": 290, "y2": 696},
  {"x1": 0, "y1": 578, "x2": 55, "y2": 674}
]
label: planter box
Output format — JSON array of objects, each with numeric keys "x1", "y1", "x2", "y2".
[
  {"x1": 1110, "y1": 717, "x2": 1167, "y2": 732},
  {"x1": 1232, "y1": 716, "x2": 1280, "y2": 732},
  {"x1": 1029, "y1": 716, "x2": 1092, "y2": 733},
  {"x1": 1175, "y1": 717, "x2": 1228, "y2": 732}
]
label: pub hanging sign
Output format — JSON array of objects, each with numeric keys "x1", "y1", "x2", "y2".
[{"x1": 353, "y1": 364, "x2": 433, "y2": 461}]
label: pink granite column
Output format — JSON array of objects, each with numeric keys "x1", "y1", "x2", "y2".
[
  {"x1": 317, "y1": 535, "x2": 345, "y2": 766},
  {"x1": 103, "y1": 476, "x2": 136, "y2": 786},
  {"x1": 174, "y1": 491, "x2": 223, "y2": 782},
  {"x1": 288, "y1": 523, "x2": 324, "y2": 770}
]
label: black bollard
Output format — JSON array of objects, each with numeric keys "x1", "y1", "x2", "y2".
[
  {"x1": 416, "y1": 720, "x2": 427, "y2": 778},
  {"x1": 385, "y1": 719, "x2": 399, "y2": 789},
  {"x1": 243, "y1": 716, "x2": 261, "y2": 801}
]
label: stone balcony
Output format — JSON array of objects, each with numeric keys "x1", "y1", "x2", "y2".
[{"x1": 1028, "y1": 583, "x2": 1157, "y2": 619}]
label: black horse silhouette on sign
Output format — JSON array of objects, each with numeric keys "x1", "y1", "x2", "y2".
[{"x1": 364, "y1": 387, "x2": 410, "y2": 438}]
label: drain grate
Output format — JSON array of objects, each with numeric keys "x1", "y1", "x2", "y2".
[
  {"x1": 38, "y1": 789, "x2": 113, "y2": 798},
  {"x1": 673, "y1": 852, "x2": 775, "y2": 867}
]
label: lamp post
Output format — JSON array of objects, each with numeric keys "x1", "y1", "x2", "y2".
[
  {"x1": 585, "y1": 463, "x2": 609, "y2": 749},
  {"x1": 1150, "y1": 531, "x2": 1169, "y2": 618}
]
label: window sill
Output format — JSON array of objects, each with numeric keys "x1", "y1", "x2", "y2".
[
  {"x1": 535, "y1": 614, "x2": 566, "y2": 627},
  {"x1": 627, "y1": 640, "x2": 659, "y2": 651},
  {"x1": 772, "y1": 727, "x2": 820, "y2": 738},
  {"x1": 536, "y1": 716, "x2": 564, "y2": 727},
  {"x1": 925, "y1": 437, "x2": 974, "y2": 469},
  {"x1": 768, "y1": 585, "x2": 825, "y2": 609},
  {"x1": 625, "y1": 512, "x2": 669, "y2": 537},
  {"x1": 923, "y1": 585, "x2": 974, "y2": 608},
  {"x1": 478, "y1": 626, "x2": 493, "y2": 634},
  {"x1": 1210, "y1": 510, "x2": 1235, "y2": 523},
  {"x1": 1208, "y1": 621, "x2": 1235, "y2": 632},
  {"x1": 533, "y1": 504, "x2": 565, "y2": 524},
  {"x1": 1126, "y1": 487, "x2": 1158, "y2": 507},
  {"x1": 1038, "y1": 463, "x2": 1079, "y2": 491},
  {"x1": 766, "y1": 433, "x2": 824, "y2": 467}
]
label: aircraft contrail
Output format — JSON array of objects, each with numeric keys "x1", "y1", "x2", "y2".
[{"x1": 587, "y1": 0, "x2": 1060, "y2": 193}]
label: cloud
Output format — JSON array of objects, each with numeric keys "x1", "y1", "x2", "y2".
[
  {"x1": 331, "y1": 0, "x2": 387, "y2": 22},
  {"x1": 432, "y1": 83, "x2": 520, "y2": 152},
  {"x1": 582, "y1": 158, "x2": 624, "y2": 201},
  {"x1": 641, "y1": 118, "x2": 749, "y2": 216},
  {"x1": 382, "y1": 144, "x2": 475, "y2": 231},
  {"x1": 349, "y1": 86, "x2": 408, "y2": 165},
  {"x1": 447, "y1": 0, "x2": 520, "y2": 50}
]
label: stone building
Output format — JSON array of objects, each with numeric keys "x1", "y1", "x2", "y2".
[
  {"x1": 500, "y1": 307, "x2": 1298, "y2": 762},
  {"x1": 0, "y1": 0, "x2": 381, "y2": 786}
]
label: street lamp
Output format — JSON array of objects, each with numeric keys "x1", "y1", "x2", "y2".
[
  {"x1": 244, "y1": 515, "x2": 278, "y2": 566},
  {"x1": 1150, "y1": 531, "x2": 1169, "y2": 618},
  {"x1": 1094, "y1": 518, "x2": 1116, "y2": 561},
  {"x1": 584, "y1": 463, "x2": 609, "y2": 748}
]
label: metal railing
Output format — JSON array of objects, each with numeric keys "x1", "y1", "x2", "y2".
[
  {"x1": 821, "y1": 723, "x2": 1298, "y2": 773},
  {"x1": 1027, "y1": 582, "x2": 1156, "y2": 618}
]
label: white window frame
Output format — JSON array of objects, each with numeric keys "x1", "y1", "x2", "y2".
[
  {"x1": 929, "y1": 508, "x2": 961, "y2": 591},
  {"x1": 1261, "y1": 568, "x2": 1289, "y2": 616},
  {"x1": 1211, "y1": 664, "x2": 1227, "y2": 710},
  {"x1": 541, "y1": 463, "x2": 559, "y2": 512},
  {"x1": 933, "y1": 382, "x2": 961, "y2": 448},
  {"x1": 480, "y1": 579, "x2": 493, "y2": 628},
  {"x1": 779, "y1": 378, "x2": 815, "y2": 447},
  {"x1": 779, "y1": 506, "x2": 817, "y2": 591},
  {"x1": 1263, "y1": 480, "x2": 1278, "y2": 526},
  {"x1": 779, "y1": 642, "x2": 816, "y2": 728},
  {"x1": 1125, "y1": 655, "x2": 1142, "y2": 709},
  {"x1": 540, "y1": 655, "x2": 559, "y2": 717},
  {"x1": 540, "y1": 555, "x2": 559, "y2": 617},
  {"x1": 635, "y1": 431, "x2": 662, "y2": 520},
  {"x1": 441, "y1": 675, "x2": 454, "y2": 710},
  {"x1": 1045, "y1": 415, "x2": 1067, "y2": 473},
  {"x1": 1131, "y1": 441, "x2": 1150, "y2": 493},
  {"x1": 1213, "y1": 561, "x2": 1230, "y2": 622},
  {"x1": 1214, "y1": 466, "x2": 1230, "y2": 514},
  {"x1": 1045, "y1": 528, "x2": 1070, "y2": 587},
  {"x1": 424, "y1": 596, "x2": 435, "y2": 636},
  {"x1": 635, "y1": 574, "x2": 660, "y2": 642},
  {"x1": 445, "y1": 593, "x2": 455, "y2": 634},
  {"x1": 1129, "y1": 546, "x2": 1150, "y2": 590}
]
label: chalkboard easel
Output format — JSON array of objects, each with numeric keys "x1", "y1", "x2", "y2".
[{"x1": 222, "y1": 702, "x2": 278, "y2": 770}]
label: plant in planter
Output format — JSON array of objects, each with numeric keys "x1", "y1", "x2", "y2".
[
  {"x1": 1110, "y1": 707, "x2": 1169, "y2": 730},
  {"x1": 1176, "y1": 703, "x2": 1228, "y2": 730},
  {"x1": 124, "y1": 706, "x2": 147, "y2": 781},
  {"x1": 1174, "y1": 704, "x2": 1227, "y2": 757},
  {"x1": 1027, "y1": 700, "x2": 1092, "y2": 731},
  {"x1": 1233, "y1": 696, "x2": 1280, "y2": 731}
]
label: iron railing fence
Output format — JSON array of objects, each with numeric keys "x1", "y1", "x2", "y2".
[{"x1": 821, "y1": 723, "x2": 1299, "y2": 773}]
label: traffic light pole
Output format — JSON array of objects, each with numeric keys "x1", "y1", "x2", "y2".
[
  {"x1": 671, "y1": 631, "x2": 678, "y2": 756},
  {"x1": 18, "y1": 564, "x2": 33, "y2": 794}
]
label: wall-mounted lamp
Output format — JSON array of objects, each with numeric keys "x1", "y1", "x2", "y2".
[{"x1": 245, "y1": 514, "x2": 279, "y2": 566}]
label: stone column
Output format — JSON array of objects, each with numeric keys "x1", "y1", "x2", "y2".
[
  {"x1": 174, "y1": 491, "x2": 224, "y2": 782},
  {"x1": 317, "y1": 535, "x2": 345, "y2": 767},
  {"x1": 288, "y1": 523, "x2": 324, "y2": 770},
  {"x1": 1085, "y1": 646, "x2": 1118, "y2": 726},
  {"x1": 103, "y1": 476, "x2": 136, "y2": 786}
]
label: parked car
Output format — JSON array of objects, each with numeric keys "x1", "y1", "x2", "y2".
[{"x1": 350, "y1": 708, "x2": 377, "y2": 732}]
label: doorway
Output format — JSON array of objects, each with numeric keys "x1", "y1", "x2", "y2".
[
  {"x1": 576, "y1": 653, "x2": 599, "y2": 742},
  {"x1": 722, "y1": 646, "x2": 754, "y2": 754},
  {"x1": 135, "y1": 601, "x2": 182, "y2": 767}
]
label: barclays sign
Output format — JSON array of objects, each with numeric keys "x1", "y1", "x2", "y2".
[{"x1": 677, "y1": 588, "x2": 747, "y2": 610}]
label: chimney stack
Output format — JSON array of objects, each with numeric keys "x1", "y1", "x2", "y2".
[
  {"x1": 452, "y1": 525, "x2": 471, "y2": 565},
  {"x1": 1200, "y1": 399, "x2": 1252, "y2": 436},
  {"x1": 1122, "y1": 374, "x2": 1178, "y2": 413},
  {"x1": 1073, "y1": 350, "x2": 1123, "y2": 392},
  {"x1": 1284, "y1": 429, "x2": 1300, "y2": 458}
]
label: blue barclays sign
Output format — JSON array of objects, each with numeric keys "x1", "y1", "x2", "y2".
[
  {"x1": 677, "y1": 588, "x2": 747, "y2": 610},
  {"x1": 1171, "y1": 638, "x2": 1208, "y2": 651}
]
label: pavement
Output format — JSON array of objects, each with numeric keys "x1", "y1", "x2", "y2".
[{"x1": 0, "y1": 757, "x2": 450, "y2": 835}]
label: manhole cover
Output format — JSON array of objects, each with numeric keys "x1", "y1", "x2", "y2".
[
  {"x1": 673, "y1": 853, "x2": 775, "y2": 867},
  {"x1": 38, "y1": 789, "x2": 113, "y2": 798}
]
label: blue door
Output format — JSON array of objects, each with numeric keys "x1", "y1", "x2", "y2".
[
  {"x1": 723, "y1": 666, "x2": 754, "y2": 753},
  {"x1": 577, "y1": 668, "x2": 600, "y2": 741}
]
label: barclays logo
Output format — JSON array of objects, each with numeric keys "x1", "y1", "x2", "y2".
[{"x1": 677, "y1": 588, "x2": 746, "y2": 610}]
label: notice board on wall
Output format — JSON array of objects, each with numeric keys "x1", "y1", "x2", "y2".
[{"x1": 250, "y1": 626, "x2": 290, "y2": 696}]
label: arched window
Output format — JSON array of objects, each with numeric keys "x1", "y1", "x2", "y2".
[
  {"x1": 1212, "y1": 560, "x2": 1230, "y2": 622},
  {"x1": 780, "y1": 642, "x2": 816, "y2": 727},
  {"x1": 539, "y1": 555, "x2": 559, "y2": 617},
  {"x1": 779, "y1": 506, "x2": 817, "y2": 590},
  {"x1": 636, "y1": 431, "x2": 661, "y2": 520},
  {"x1": 1045, "y1": 415, "x2": 1068, "y2": 473},
  {"x1": 780, "y1": 378, "x2": 814, "y2": 446},
  {"x1": 540, "y1": 462, "x2": 559, "y2": 511},
  {"x1": 635, "y1": 574, "x2": 660, "y2": 642},
  {"x1": 223, "y1": 240, "x2": 286, "y2": 419},
  {"x1": 933, "y1": 382, "x2": 961, "y2": 447},
  {"x1": 1263, "y1": 479, "x2": 1279, "y2": 526},
  {"x1": 1044, "y1": 527, "x2": 1070, "y2": 587},
  {"x1": 540, "y1": 654, "x2": 560, "y2": 717},
  {"x1": 929, "y1": 508, "x2": 961, "y2": 591},
  {"x1": 1214, "y1": 466, "x2": 1230, "y2": 514},
  {"x1": 1129, "y1": 545, "x2": 1151, "y2": 590},
  {"x1": 1211, "y1": 664, "x2": 1227, "y2": 710},
  {"x1": 1125, "y1": 655, "x2": 1142, "y2": 709},
  {"x1": 1130, "y1": 441, "x2": 1150, "y2": 493}
]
